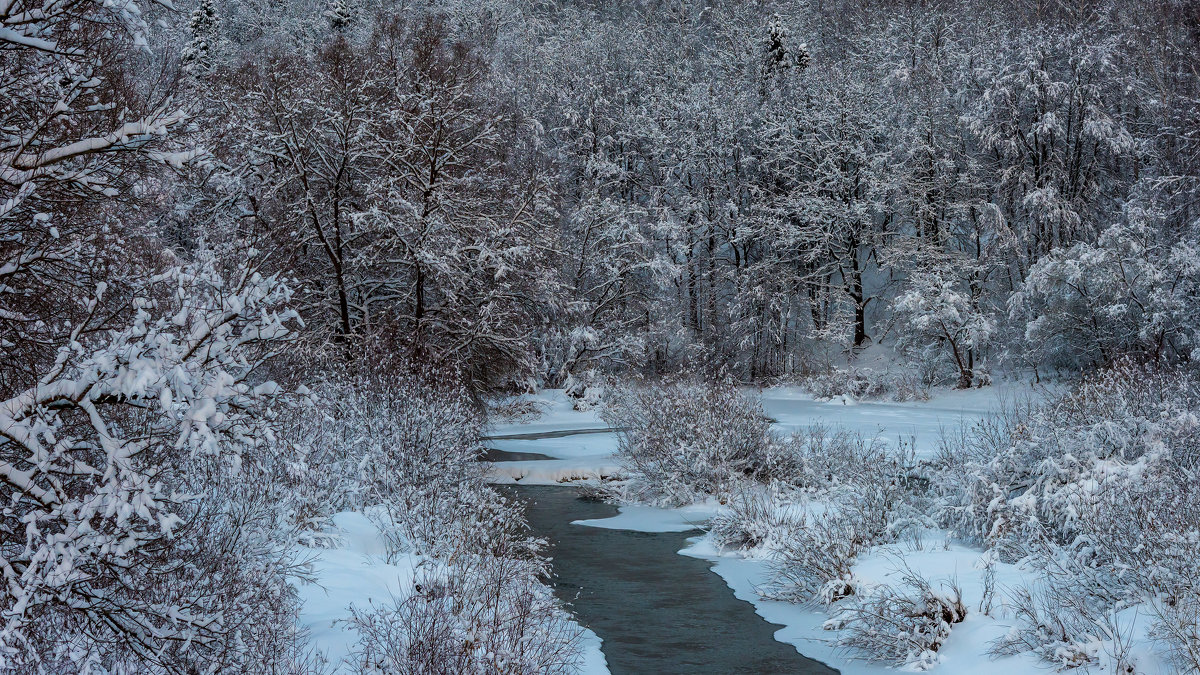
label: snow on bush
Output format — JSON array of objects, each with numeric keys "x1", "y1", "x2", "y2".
[
  {"x1": 347, "y1": 556, "x2": 582, "y2": 675},
  {"x1": 762, "y1": 507, "x2": 866, "y2": 605},
  {"x1": 298, "y1": 373, "x2": 537, "y2": 560},
  {"x1": 292, "y1": 370, "x2": 582, "y2": 671},
  {"x1": 763, "y1": 431, "x2": 928, "y2": 603},
  {"x1": 602, "y1": 379, "x2": 796, "y2": 505},
  {"x1": 824, "y1": 563, "x2": 966, "y2": 671},
  {"x1": 990, "y1": 569, "x2": 1137, "y2": 671},
  {"x1": 934, "y1": 362, "x2": 1200, "y2": 671},
  {"x1": 802, "y1": 367, "x2": 930, "y2": 402},
  {"x1": 710, "y1": 490, "x2": 807, "y2": 553},
  {"x1": 707, "y1": 425, "x2": 930, "y2": 608}
]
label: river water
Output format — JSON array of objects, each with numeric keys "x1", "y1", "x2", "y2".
[{"x1": 509, "y1": 485, "x2": 838, "y2": 675}]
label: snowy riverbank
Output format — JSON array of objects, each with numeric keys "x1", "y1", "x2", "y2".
[
  {"x1": 484, "y1": 383, "x2": 1174, "y2": 674},
  {"x1": 484, "y1": 384, "x2": 1006, "y2": 485},
  {"x1": 294, "y1": 510, "x2": 609, "y2": 673}
]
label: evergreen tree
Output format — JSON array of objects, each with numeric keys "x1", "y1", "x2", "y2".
[
  {"x1": 182, "y1": 0, "x2": 219, "y2": 73},
  {"x1": 325, "y1": 0, "x2": 352, "y2": 32}
]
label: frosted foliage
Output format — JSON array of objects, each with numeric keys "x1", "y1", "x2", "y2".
[
  {"x1": 0, "y1": 255, "x2": 304, "y2": 671},
  {"x1": 347, "y1": 558, "x2": 582, "y2": 675},
  {"x1": 935, "y1": 364, "x2": 1200, "y2": 669},
  {"x1": 602, "y1": 380, "x2": 791, "y2": 505},
  {"x1": 5, "y1": 0, "x2": 1200, "y2": 670},
  {"x1": 1014, "y1": 223, "x2": 1200, "y2": 367},
  {"x1": 294, "y1": 375, "x2": 539, "y2": 561},
  {"x1": 894, "y1": 271, "x2": 993, "y2": 388}
]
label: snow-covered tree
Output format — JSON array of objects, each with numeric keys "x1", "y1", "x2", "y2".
[
  {"x1": 755, "y1": 76, "x2": 889, "y2": 349},
  {"x1": 207, "y1": 16, "x2": 554, "y2": 388},
  {"x1": 1, "y1": 0, "x2": 193, "y2": 394},
  {"x1": 324, "y1": 0, "x2": 352, "y2": 32},
  {"x1": 183, "y1": 0, "x2": 221, "y2": 73},
  {"x1": 0, "y1": 254, "x2": 306, "y2": 670},
  {"x1": 893, "y1": 270, "x2": 994, "y2": 388},
  {"x1": 762, "y1": 13, "x2": 809, "y2": 83},
  {"x1": 1012, "y1": 220, "x2": 1200, "y2": 368},
  {"x1": 964, "y1": 25, "x2": 1139, "y2": 267}
]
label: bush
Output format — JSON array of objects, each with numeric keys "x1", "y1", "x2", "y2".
[
  {"x1": 347, "y1": 556, "x2": 582, "y2": 675},
  {"x1": 762, "y1": 508, "x2": 865, "y2": 605},
  {"x1": 601, "y1": 379, "x2": 791, "y2": 504},
  {"x1": 288, "y1": 370, "x2": 580, "y2": 672},
  {"x1": 825, "y1": 563, "x2": 966, "y2": 671},
  {"x1": 932, "y1": 362, "x2": 1200, "y2": 670},
  {"x1": 710, "y1": 490, "x2": 807, "y2": 553},
  {"x1": 990, "y1": 567, "x2": 1134, "y2": 671},
  {"x1": 746, "y1": 427, "x2": 928, "y2": 605},
  {"x1": 293, "y1": 371, "x2": 539, "y2": 561},
  {"x1": 802, "y1": 367, "x2": 930, "y2": 402},
  {"x1": 1012, "y1": 222, "x2": 1200, "y2": 370}
]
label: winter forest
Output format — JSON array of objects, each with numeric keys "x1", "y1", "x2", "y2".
[{"x1": 2, "y1": 0, "x2": 1200, "y2": 672}]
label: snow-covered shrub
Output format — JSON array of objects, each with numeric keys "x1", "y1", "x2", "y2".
[
  {"x1": 826, "y1": 565, "x2": 965, "y2": 670},
  {"x1": 0, "y1": 257, "x2": 317, "y2": 672},
  {"x1": 488, "y1": 396, "x2": 549, "y2": 424},
  {"x1": 803, "y1": 368, "x2": 890, "y2": 401},
  {"x1": 602, "y1": 379, "x2": 791, "y2": 504},
  {"x1": 762, "y1": 508, "x2": 865, "y2": 605},
  {"x1": 933, "y1": 362, "x2": 1200, "y2": 669},
  {"x1": 802, "y1": 367, "x2": 930, "y2": 402},
  {"x1": 710, "y1": 490, "x2": 807, "y2": 553},
  {"x1": 935, "y1": 362, "x2": 1199, "y2": 557},
  {"x1": 891, "y1": 370, "x2": 937, "y2": 401},
  {"x1": 297, "y1": 371, "x2": 539, "y2": 561},
  {"x1": 563, "y1": 371, "x2": 607, "y2": 411},
  {"x1": 347, "y1": 556, "x2": 582, "y2": 675},
  {"x1": 791, "y1": 425, "x2": 925, "y2": 539},
  {"x1": 761, "y1": 426, "x2": 931, "y2": 604},
  {"x1": 291, "y1": 370, "x2": 582, "y2": 672},
  {"x1": 1151, "y1": 594, "x2": 1200, "y2": 673},
  {"x1": 990, "y1": 568, "x2": 1133, "y2": 671}
]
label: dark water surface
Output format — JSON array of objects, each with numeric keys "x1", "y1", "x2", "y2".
[
  {"x1": 481, "y1": 447, "x2": 557, "y2": 462},
  {"x1": 510, "y1": 485, "x2": 837, "y2": 675},
  {"x1": 484, "y1": 427, "x2": 622, "y2": 441}
]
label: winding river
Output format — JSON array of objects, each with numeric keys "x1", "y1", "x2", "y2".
[{"x1": 504, "y1": 483, "x2": 837, "y2": 674}]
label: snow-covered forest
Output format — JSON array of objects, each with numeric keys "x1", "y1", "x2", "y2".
[{"x1": 2, "y1": 0, "x2": 1199, "y2": 672}]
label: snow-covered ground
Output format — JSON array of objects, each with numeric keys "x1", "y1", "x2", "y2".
[
  {"x1": 484, "y1": 383, "x2": 1170, "y2": 675},
  {"x1": 761, "y1": 385, "x2": 1011, "y2": 456},
  {"x1": 295, "y1": 512, "x2": 421, "y2": 663}
]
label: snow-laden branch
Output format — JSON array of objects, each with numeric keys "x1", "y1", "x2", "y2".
[{"x1": 0, "y1": 254, "x2": 300, "y2": 664}]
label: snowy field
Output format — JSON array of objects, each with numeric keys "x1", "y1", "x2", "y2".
[{"x1": 480, "y1": 384, "x2": 1171, "y2": 675}]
